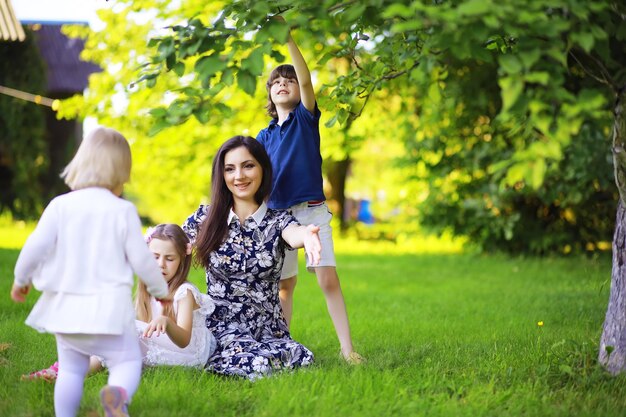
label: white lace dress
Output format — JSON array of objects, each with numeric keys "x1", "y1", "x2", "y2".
[{"x1": 136, "y1": 283, "x2": 216, "y2": 368}]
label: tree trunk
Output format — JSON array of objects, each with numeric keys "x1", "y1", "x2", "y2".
[
  {"x1": 325, "y1": 157, "x2": 351, "y2": 231},
  {"x1": 599, "y1": 85, "x2": 626, "y2": 374}
]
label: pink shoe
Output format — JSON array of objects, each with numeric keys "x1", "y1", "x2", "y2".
[
  {"x1": 100, "y1": 385, "x2": 129, "y2": 417},
  {"x1": 20, "y1": 361, "x2": 59, "y2": 382}
]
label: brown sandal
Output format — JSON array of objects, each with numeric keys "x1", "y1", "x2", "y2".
[{"x1": 341, "y1": 351, "x2": 366, "y2": 365}]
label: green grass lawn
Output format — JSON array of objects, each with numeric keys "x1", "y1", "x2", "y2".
[{"x1": 1, "y1": 221, "x2": 626, "y2": 416}]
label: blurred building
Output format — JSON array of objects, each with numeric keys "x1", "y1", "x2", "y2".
[
  {"x1": 1, "y1": 0, "x2": 100, "y2": 203},
  {"x1": 32, "y1": 24, "x2": 101, "y2": 197}
]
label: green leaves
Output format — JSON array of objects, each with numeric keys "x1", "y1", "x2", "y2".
[
  {"x1": 240, "y1": 47, "x2": 265, "y2": 76},
  {"x1": 75, "y1": 0, "x2": 621, "y2": 254},
  {"x1": 172, "y1": 62, "x2": 185, "y2": 77},
  {"x1": 156, "y1": 37, "x2": 175, "y2": 63},
  {"x1": 265, "y1": 20, "x2": 290, "y2": 43},
  {"x1": 236, "y1": 69, "x2": 257, "y2": 96},
  {"x1": 382, "y1": 3, "x2": 413, "y2": 19},
  {"x1": 530, "y1": 158, "x2": 547, "y2": 190},
  {"x1": 571, "y1": 31, "x2": 595, "y2": 53},
  {"x1": 498, "y1": 76, "x2": 524, "y2": 112},
  {"x1": 457, "y1": 0, "x2": 493, "y2": 16},
  {"x1": 499, "y1": 55, "x2": 523, "y2": 75},
  {"x1": 524, "y1": 72, "x2": 549, "y2": 85},
  {"x1": 341, "y1": 3, "x2": 367, "y2": 23},
  {"x1": 195, "y1": 54, "x2": 228, "y2": 85}
]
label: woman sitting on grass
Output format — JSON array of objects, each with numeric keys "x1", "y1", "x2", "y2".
[{"x1": 182, "y1": 135, "x2": 321, "y2": 380}]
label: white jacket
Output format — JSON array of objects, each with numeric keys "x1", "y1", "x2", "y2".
[{"x1": 14, "y1": 187, "x2": 168, "y2": 335}]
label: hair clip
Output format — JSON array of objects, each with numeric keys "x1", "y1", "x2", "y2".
[{"x1": 144, "y1": 227, "x2": 156, "y2": 244}]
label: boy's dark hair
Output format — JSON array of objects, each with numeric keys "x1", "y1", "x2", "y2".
[{"x1": 265, "y1": 64, "x2": 298, "y2": 118}]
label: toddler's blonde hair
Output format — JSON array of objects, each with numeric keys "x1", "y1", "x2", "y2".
[{"x1": 61, "y1": 126, "x2": 131, "y2": 191}]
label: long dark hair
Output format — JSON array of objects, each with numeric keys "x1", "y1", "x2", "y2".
[
  {"x1": 136, "y1": 224, "x2": 192, "y2": 321},
  {"x1": 194, "y1": 136, "x2": 273, "y2": 269},
  {"x1": 265, "y1": 64, "x2": 298, "y2": 118}
]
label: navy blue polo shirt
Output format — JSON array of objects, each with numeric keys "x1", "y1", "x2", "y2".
[{"x1": 257, "y1": 102, "x2": 326, "y2": 210}]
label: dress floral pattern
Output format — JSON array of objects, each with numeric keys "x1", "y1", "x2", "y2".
[{"x1": 182, "y1": 203, "x2": 314, "y2": 380}]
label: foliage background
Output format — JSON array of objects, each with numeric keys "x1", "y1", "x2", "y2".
[
  {"x1": 0, "y1": 28, "x2": 47, "y2": 219},
  {"x1": 1, "y1": 0, "x2": 622, "y2": 255}
]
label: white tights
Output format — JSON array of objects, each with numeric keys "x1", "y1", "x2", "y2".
[{"x1": 54, "y1": 330, "x2": 142, "y2": 417}]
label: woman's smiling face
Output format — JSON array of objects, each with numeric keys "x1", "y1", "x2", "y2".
[{"x1": 223, "y1": 146, "x2": 263, "y2": 203}]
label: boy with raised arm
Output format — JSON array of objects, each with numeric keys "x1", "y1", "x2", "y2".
[{"x1": 256, "y1": 16, "x2": 364, "y2": 364}]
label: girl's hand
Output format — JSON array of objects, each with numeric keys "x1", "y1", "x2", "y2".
[
  {"x1": 10, "y1": 284, "x2": 30, "y2": 303},
  {"x1": 303, "y1": 224, "x2": 322, "y2": 266},
  {"x1": 142, "y1": 316, "x2": 170, "y2": 338}
]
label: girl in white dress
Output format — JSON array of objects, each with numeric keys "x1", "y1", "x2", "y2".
[
  {"x1": 135, "y1": 223, "x2": 216, "y2": 368},
  {"x1": 23, "y1": 224, "x2": 216, "y2": 378},
  {"x1": 11, "y1": 127, "x2": 171, "y2": 417}
]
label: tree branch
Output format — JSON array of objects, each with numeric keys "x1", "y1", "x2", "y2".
[
  {"x1": 348, "y1": 60, "x2": 421, "y2": 121},
  {"x1": 350, "y1": 88, "x2": 371, "y2": 120},
  {"x1": 328, "y1": 1, "x2": 359, "y2": 14},
  {"x1": 569, "y1": 49, "x2": 615, "y2": 88},
  {"x1": 380, "y1": 60, "x2": 420, "y2": 81}
]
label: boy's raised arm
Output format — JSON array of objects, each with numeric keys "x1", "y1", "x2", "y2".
[{"x1": 277, "y1": 16, "x2": 316, "y2": 113}]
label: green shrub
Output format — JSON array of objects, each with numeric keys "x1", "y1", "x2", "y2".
[{"x1": 0, "y1": 27, "x2": 47, "y2": 219}]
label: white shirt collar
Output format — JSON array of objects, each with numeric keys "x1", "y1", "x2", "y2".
[{"x1": 227, "y1": 202, "x2": 268, "y2": 225}]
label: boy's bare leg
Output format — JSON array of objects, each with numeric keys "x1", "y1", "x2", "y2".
[
  {"x1": 279, "y1": 275, "x2": 298, "y2": 328},
  {"x1": 315, "y1": 266, "x2": 358, "y2": 359}
]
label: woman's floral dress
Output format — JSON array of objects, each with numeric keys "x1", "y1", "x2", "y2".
[{"x1": 182, "y1": 203, "x2": 314, "y2": 380}]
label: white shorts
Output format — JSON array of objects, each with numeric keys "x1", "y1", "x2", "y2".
[{"x1": 281, "y1": 201, "x2": 336, "y2": 280}]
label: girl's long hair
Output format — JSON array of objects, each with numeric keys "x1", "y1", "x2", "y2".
[
  {"x1": 194, "y1": 136, "x2": 273, "y2": 269},
  {"x1": 135, "y1": 224, "x2": 192, "y2": 322}
]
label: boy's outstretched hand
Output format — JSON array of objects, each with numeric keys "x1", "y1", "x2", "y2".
[{"x1": 11, "y1": 284, "x2": 30, "y2": 303}]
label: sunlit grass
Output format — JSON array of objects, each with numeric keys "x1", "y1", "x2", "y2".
[
  {"x1": 0, "y1": 214, "x2": 35, "y2": 249},
  {"x1": 334, "y1": 232, "x2": 465, "y2": 255},
  {"x1": 1, "y1": 218, "x2": 626, "y2": 416},
  {"x1": 0, "y1": 214, "x2": 466, "y2": 255}
]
